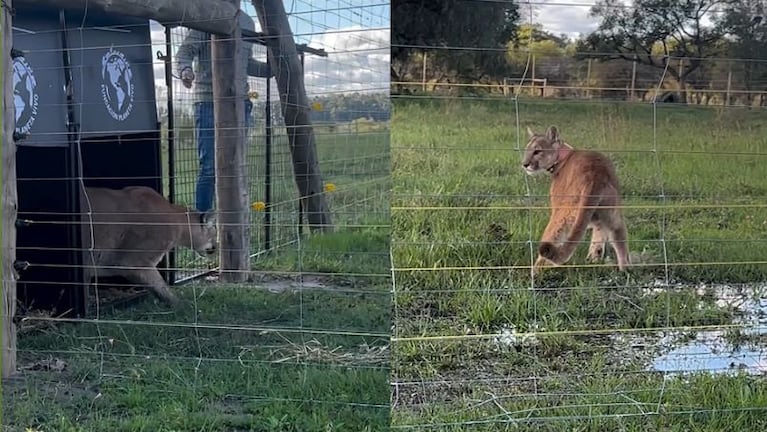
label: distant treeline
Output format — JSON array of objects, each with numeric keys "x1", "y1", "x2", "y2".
[
  {"x1": 392, "y1": 0, "x2": 767, "y2": 105},
  {"x1": 307, "y1": 92, "x2": 390, "y2": 123},
  {"x1": 158, "y1": 92, "x2": 390, "y2": 128}
]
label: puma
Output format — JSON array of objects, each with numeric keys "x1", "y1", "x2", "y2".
[
  {"x1": 79, "y1": 185, "x2": 217, "y2": 306},
  {"x1": 521, "y1": 126, "x2": 630, "y2": 276}
]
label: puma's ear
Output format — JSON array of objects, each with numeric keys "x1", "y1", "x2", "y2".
[
  {"x1": 526, "y1": 126, "x2": 535, "y2": 138},
  {"x1": 545, "y1": 126, "x2": 560, "y2": 143}
]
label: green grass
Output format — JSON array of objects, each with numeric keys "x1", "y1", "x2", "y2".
[
  {"x1": 5, "y1": 122, "x2": 391, "y2": 431},
  {"x1": 6, "y1": 283, "x2": 390, "y2": 431},
  {"x1": 255, "y1": 225, "x2": 390, "y2": 280},
  {"x1": 390, "y1": 97, "x2": 767, "y2": 429},
  {"x1": 166, "y1": 121, "x2": 390, "y2": 275},
  {"x1": 392, "y1": 372, "x2": 767, "y2": 431}
]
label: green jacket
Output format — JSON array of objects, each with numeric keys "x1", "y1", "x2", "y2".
[{"x1": 175, "y1": 11, "x2": 272, "y2": 102}]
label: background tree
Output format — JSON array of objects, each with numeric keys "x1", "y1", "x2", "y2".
[
  {"x1": 506, "y1": 24, "x2": 574, "y2": 88},
  {"x1": 506, "y1": 24, "x2": 570, "y2": 69},
  {"x1": 391, "y1": 0, "x2": 519, "y2": 91},
  {"x1": 581, "y1": 0, "x2": 731, "y2": 103},
  {"x1": 714, "y1": 0, "x2": 767, "y2": 105}
]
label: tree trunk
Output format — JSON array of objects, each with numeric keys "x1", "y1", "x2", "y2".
[
  {"x1": 664, "y1": 62, "x2": 688, "y2": 104},
  {"x1": 677, "y1": 76, "x2": 688, "y2": 104},
  {"x1": 22, "y1": 0, "x2": 239, "y2": 35},
  {"x1": 251, "y1": 0, "x2": 333, "y2": 233},
  {"x1": 212, "y1": 2, "x2": 249, "y2": 282},
  {"x1": 2, "y1": 0, "x2": 18, "y2": 378}
]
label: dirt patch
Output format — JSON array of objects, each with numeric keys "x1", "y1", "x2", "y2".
[{"x1": 203, "y1": 272, "x2": 343, "y2": 293}]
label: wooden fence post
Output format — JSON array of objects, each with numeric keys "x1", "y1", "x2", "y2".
[
  {"x1": 630, "y1": 56, "x2": 637, "y2": 101},
  {"x1": 212, "y1": 1, "x2": 250, "y2": 282},
  {"x1": 725, "y1": 63, "x2": 732, "y2": 106},
  {"x1": 2, "y1": 0, "x2": 18, "y2": 378},
  {"x1": 18, "y1": 0, "x2": 240, "y2": 35}
]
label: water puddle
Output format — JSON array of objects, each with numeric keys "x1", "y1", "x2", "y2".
[
  {"x1": 651, "y1": 330, "x2": 766, "y2": 374},
  {"x1": 647, "y1": 283, "x2": 767, "y2": 375}
]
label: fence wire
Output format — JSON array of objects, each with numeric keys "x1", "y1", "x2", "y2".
[
  {"x1": 6, "y1": 1, "x2": 391, "y2": 430},
  {"x1": 390, "y1": 0, "x2": 767, "y2": 430}
]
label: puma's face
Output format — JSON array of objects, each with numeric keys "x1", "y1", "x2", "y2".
[
  {"x1": 191, "y1": 212, "x2": 218, "y2": 257},
  {"x1": 522, "y1": 135, "x2": 559, "y2": 175},
  {"x1": 521, "y1": 126, "x2": 562, "y2": 176}
]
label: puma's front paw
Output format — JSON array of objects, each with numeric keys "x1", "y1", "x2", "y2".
[
  {"x1": 531, "y1": 255, "x2": 551, "y2": 280},
  {"x1": 538, "y1": 242, "x2": 558, "y2": 261}
]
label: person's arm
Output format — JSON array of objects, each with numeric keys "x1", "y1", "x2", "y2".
[{"x1": 175, "y1": 28, "x2": 201, "y2": 77}]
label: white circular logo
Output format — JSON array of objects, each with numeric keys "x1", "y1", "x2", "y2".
[
  {"x1": 13, "y1": 57, "x2": 39, "y2": 135},
  {"x1": 100, "y1": 48, "x2": 134, "y2": 121}
]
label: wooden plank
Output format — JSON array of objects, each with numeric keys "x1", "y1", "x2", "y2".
[
  {"x1": 2, "y1": 0, "x2": 18, "y2": 378},
  {"x1": 252, "y1": 0, "x2": 333, "y2": 232},
  {"x1": 18, "y1": 0, "x2": 238, "y2": 35},
  {"x1": 212, "y1": 2, "x2": 249, "y2": 282}
]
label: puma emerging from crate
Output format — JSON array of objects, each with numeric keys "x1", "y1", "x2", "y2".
[
  {"x1": 79, "y1": 186, "x2": 218, "y2": 306},
  {"x1": 521, "y1": 126, "x2": 630, "y2": 276}
]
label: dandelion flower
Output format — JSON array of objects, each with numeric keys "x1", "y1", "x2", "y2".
[
  {"x1": 311, "y1": 102, "x2": 323, "y2": 111},
  {"x1": 251, "y1": 201, "x2": 266, "y2": 211},
  {"x1": 323, "y1": 183, "x2": 336, "y2": 193}
]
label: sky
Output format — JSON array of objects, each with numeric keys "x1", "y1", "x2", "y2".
[
  {"x1": 148, "y1": 1, "x2": 621, "y2": 100},
  {"x1": 147, "y1": 0, "x2": 728, "y2": 100},
  {"x1": 150, "y1": 0, "x2": 390, "y2": 100},
  {"x1": 524, "y1": 0, "x2": 602, "y2": 38},
  {"x1": 526, "y1": 0, "x2": 724, "y2": 39},
  {"x1": 149, "y1": 1, "x2": 608, "y2": 100}
]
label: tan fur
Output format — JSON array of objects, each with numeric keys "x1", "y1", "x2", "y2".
[
  {"x1": 79, "y1": 186, "x2": 217, "y2": 306},
  {"x1": 521, "y1": 126, "x2": 630, "y2": 276}
]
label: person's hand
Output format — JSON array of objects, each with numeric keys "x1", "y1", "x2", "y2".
[{"x1": 181, "y1": 68, "x2": 195, "y2": 88}]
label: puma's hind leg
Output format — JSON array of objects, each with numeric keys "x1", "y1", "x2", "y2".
[
  {"x1": 586, "y1": 223, "x2": 607, "y2": 263},
  {"x1": 608, "y1": 219, "x2": 630, "y2": 271}
]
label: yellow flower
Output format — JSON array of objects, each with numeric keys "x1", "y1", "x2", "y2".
[
  {"x1": 248, "y1": 91, "x2": 259, "y2": 100},
  {"x1": 251, "y1": 201, "x2": 266, "y2": 211},
  {"x1": 323, "y1": 183, "x2": 336, "y2": 193},
  {"x1": 311, "y1": 102, "x2": 323, "y2": 111}
]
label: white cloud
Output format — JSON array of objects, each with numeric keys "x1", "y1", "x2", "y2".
[
  {"x1": 524, "y1": 0, "x2": 601, "y2": 39},
  {"x1": 149, "y1": 20, "x2": 389, "y2": 101},
  {"x1": 302, "y1": 26, "x2": 390, "y2": 96},
  {"x1": 530, "y1": 0, "x2": 721, "y2": 39}
]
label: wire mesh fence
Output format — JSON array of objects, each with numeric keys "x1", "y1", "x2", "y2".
[
  {"x1": 8, "y1": 0, "x2": 767, "y2": 430},
  {"x1": 391, "y1": 0, "x2": 767, "y2": 430},
  {"x1": 5, "y1": 1, "x2": 391, "y2": 430},
  {"x1": 163, "y1": 23, "x2": 278, "y2": 282}
]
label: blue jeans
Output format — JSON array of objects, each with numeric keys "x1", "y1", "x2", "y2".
[{"x1": 194, "y1": 100, "x2": 253, "y2": 213}]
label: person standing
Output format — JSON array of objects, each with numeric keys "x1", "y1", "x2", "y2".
[{"x1": 175, "y1": 10, "x2": 272, "y2": 214}]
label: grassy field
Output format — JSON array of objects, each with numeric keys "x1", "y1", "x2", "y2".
[
  {"x1": 4, "y1": 123, "x2": 392, "y2": 431},
  {"x1": 390, "y1": 97, "x2": 767, "y2": 430}
]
